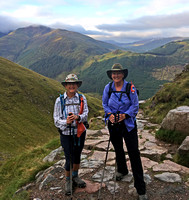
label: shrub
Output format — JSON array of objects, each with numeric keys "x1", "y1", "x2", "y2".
[{"x1": 156, "y1": 128, "x2": 187, "y2": 145}]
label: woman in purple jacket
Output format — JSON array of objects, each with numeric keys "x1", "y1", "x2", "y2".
[{"x1": 102, "y1": 63, "x2": 148, "y2": 200}]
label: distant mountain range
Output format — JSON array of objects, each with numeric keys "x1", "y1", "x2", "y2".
[
  {"x1": 78, "y1": 39, "x2": 189, "y2": 99},
  {"x1": 103, "y1": 37, "x2": 188, "y2": 53},
  {"x1": 0, "y1": 25, "x2": 189, "y2": 99}
]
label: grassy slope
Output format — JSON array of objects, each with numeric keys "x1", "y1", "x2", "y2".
[
  {"x1": 0, "y1": 56, "x2": 102, "y2": 159},
  {"x1": 142, "y1": 64, "x2": 189, "y2": 124},
  {"x1": 0, "y1": 57, "x2": 103, "y2": 199}
]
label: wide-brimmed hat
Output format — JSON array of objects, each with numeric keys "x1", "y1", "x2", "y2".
[
  {"x1": 61, "y1": 74, "x2": 82, "y2": 87},
  {"x1": 107, "y1": 63, "x2": 128, "y2": 79}
]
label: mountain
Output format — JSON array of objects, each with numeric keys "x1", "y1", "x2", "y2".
[
  {"x1": 0, "y1": 25, "x2": 119, "y2": 79},
  {"x1": 103, "y1": 37, "x2": 188, "y2": 53},
  {"x1": 0, "y1": 56, "x2": 102, "y2": 161},
  {"x1": 0, "y1": 32, "x2": 7, "y2": 38},
  {"x1": 78, "y1": 40, "x2": 189, "y2": 100},
  {"x1": 142, "y1": 64, "x2": 189, "y2": 123},
  {"x1": 0, "y1": 26, "x2": 189, "y2": 100}
]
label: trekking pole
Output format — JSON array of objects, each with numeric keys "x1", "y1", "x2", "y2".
[
  {"x1": 97, "y1": 136, "x2": 111, "y2": 200},
  {"x1": 113, "y1": 163, "x2": 117, "y2": 200},
  {"x1": 69, "y1": 114, "x2": 73, "y2": 200}
]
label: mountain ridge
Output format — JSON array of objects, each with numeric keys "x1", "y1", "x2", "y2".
[{"x1": 0, "y1": 25, "x2": 119, "y2": 78}]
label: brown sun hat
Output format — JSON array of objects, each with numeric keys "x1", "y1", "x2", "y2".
[
  {"x1": 61, "y1": 74, "x2": 82, "y2": 87},
  {"x1": 107, "y1": 63, "x2": 128, "y2": 79}
]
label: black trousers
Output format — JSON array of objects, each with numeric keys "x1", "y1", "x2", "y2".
[
  {"x1": 60, "y1": 131, "x2": 86, "y2": 171},
  {"x1": 108, "y1": 121, "x2": 146, "y2": 195}
]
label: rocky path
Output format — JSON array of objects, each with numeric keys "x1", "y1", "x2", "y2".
[{"x1": 17, "y1": 110, "x2": 189, "y2": 200}]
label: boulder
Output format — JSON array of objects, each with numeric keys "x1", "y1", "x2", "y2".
[
  {"x1": 161, "y1": 106, "x2": 189, "y2": 134},
  {"x1": 178, "y1": 136, "x2": 189, "y2": 154}
]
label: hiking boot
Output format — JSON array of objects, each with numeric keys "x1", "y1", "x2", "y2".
[
  {"x1": 72, "y1": 176, "x2": 86, "y2": 188},
  {"x1": 65, "y1": 179, "x2": 72, "y2": 196},
  {"x1": 115, "y1": 172, "x2": 128, "y2": 181},
  {"x1": 138, "y1": 194, "x2": 148, "y2": 200}
]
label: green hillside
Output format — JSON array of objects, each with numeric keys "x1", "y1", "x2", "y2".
[
  {"x1": 78, "y1": 40, "x2": 189, "y2": 100},
  {"x1": 0, "y1": 26, "x2": 118, "y2": 79},
  {"x1": 0, "y1": 57, "x2": 103, "y2": 199},
  {"x1": 78, "y1": 50, "x2": 169, "y2": 100},
  {"x1": 0, "y1": 56, "x2": 102, "y2": 161},
  {"x1": 142, "y1": 64, "x2": 189, "y2": 123}
]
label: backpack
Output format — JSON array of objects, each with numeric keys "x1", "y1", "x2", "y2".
[
  {"x1": 59, "y1": 93, "x2": 89, "y2": 129},
  {"x1": 108, "y1": 81, "x2": 139, "y2": 101}
]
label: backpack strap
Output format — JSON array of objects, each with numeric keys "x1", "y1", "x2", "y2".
[
  {"x1": 108, "y1": 82, "x2": 113, "y2": 99},
  {"x1": 78, "y1": 93, "x2": 84, "y2": 114},
  {"x1": 126, "y1": 82, "x2": 131, "y2": 100},
  {"x1": 59, "y1": 94, "x2": 66, "y2": 117},
  {"x1": 108, "y1": 81, "x2": 131, "y2": 101}
]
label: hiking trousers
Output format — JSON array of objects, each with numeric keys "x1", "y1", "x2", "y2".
[
  {"x1": 60, "y1": 131, "x2": 86, "y2": 171},
  {"x1": 108, "y1": 121, "x2": 146, "y2": 195}
]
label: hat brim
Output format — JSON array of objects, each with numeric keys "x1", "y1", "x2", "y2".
[
  {"x1": 107, "y1": 69, "x2": 128, "y2": 80},
  {"x1": 61, "y1": 81, "x2": 82, "y2": 87}
]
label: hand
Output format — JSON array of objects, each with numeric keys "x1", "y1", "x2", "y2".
[
  {"x1": 67, "y1": 112, "x2": 75, "y2": 124},
  {"x1": 109, "y1": 114, "x2": 115, "y2": 123},
  {"x1": 117, "y1": 114, "x2": 126, "y2": 123}
]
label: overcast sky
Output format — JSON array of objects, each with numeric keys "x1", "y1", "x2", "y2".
[{"x1": 0, "y1": 0, "x2": 189, "y2": 42}]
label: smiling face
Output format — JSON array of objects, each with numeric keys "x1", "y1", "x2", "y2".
[
  {"x1": 64, "y1": 82, "x2": 79, "y2": 96},
  {"x1": 111, "y1": 71, "x2": 124, "y2": 83}
]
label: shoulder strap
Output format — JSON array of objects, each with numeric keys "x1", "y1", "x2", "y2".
[
  {"x1": 78, "y1": 93, "x2": 84, "y2": 114},
  {"x1": 126, "y1": 82, "x2": 131, "y2": 100},
  {"x1": 108, "y1": 82, "x2": 113, "y2": 99},
  {"x1": 59, "y1": 94, "x2": 65, "y2": 115}
]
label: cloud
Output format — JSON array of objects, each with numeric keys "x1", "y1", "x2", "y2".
[
  {"x1": 97, "y1": 11, "x2": 189, "y2": 32},
  {"x1": 50, "y1": 22, "x2": 107, "y2": 35},
  {"x1": 2, "y1": 5, "x2": 53, "y2": 19},
  {"x1": 0, "y1": 15, "x2": 31, "y2": 32}
]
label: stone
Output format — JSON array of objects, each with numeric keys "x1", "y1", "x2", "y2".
[
  {"x1": 140, "y1": 147, "x2": 168, "y2": 162},
  {"x1": 88, "y1": 150, "x2": 115, "y2": 161},
  {"x1": 92, "y1": 166, "x2": 115, "y2": 182},
  {"x1": 82, "y1": 149, "x2": 91, "y2": 154},
  {"x1": 85, "y1": 139, "x2": 104, "y2": 147},
  {"x1": 141, "y1": 157, "x2": 158, "y2": 169},
  {"x1": 39, "y1": 174, "x2": 56, "y2": 190},
  {"x1": 43, "y1": 146, "x2": 63, "y2": 162},
  {"x1": 152, "y1": 160, "x2": 189, "y2": 174},
  {"x1": 75, "y1": 179, "x2": 105, "y2": 194},
  {"x1": 178, "y1": 136, "x2": 189, "y2": 154},
  {"x1": 79, "y1": 168, "x2": 94, "y2": 177},
  {"x1": 50, "y1": 187, "x2": 61, "y2": 190},
  {"x1": 154, "y1": 172, "x2": 182, "y2": 183},
  {"x1": 161, "y1": 106, "x2": 189, "y2": 134},
  {"x1": 80, "y1": 159, "x2": 103, "y2": 168},
  {"x1": 144, "y1": 173, "x2": 152, "y2": 184},
  {"x1": 106, "y1": 181, "x2": 119, "y2": 194},
  {"x1": 122, "y1": 172, "x2": 133, "y2": 182},
  {"x1": 95, "y1": 141, "x2": 114, "y2": 151}
]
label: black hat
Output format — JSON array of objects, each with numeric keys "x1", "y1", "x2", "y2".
[{"x1": 107, "y1": 63, "x2": 128, "y2": 79}]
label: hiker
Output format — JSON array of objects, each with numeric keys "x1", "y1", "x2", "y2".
[
  {"x1": 53, "y1": 74, "x2": 89, "y2": 196},
  {"x1": 102, "y1": 63, "x2": 148, "y2": 200}
]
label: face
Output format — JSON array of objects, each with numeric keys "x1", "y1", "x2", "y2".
[
  {"x1": 64, "y1": 82, "x2": 79, "y2": 94},
  {"x1": 111, "y1": 71, "x2": 124, "y2": 83}
]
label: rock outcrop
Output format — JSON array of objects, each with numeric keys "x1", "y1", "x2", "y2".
[{"x1": 161, "y1": 106, "x2": 189, "y2": 134}]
